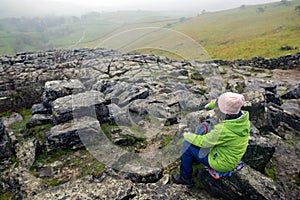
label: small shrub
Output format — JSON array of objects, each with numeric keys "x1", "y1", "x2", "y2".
[
  {"x1": 191, "y1": 73, "x2": 204, "y2": 81},
  {"x1": 280, "y1": 45, "x2": 293, "y2": 51}
]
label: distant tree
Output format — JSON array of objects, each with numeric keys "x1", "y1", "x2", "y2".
[
  {"x1": 240, "y1": 5, "x2": 246, "y2": 9},
  {"x1": 256, "y1": 7, "x2": 265, "y2": 14},
  {"x1": 295, "y1": 5, "x2": 300, "y2": 12}
]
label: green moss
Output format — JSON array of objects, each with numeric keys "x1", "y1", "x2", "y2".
[
  {"x1": 230, "y1": 74, "x2": 244, "y2": 80},
  {"x1": 191, "y1": 73, "x2": 204, "y2": 81},
  {"x1": 264, "y1": 165, "x2": 277, "y2": 181},
  {"x1": 194, "y1": 89, "x2": 205, "y2": 95},
  {"x1": 145, "y1": 114, "x2": 151, "y2": 121},
  {"x1": 160, "y1": 135, "x2": 173, "y2": 147},
  {"x1": 0, "y1": 192, "x2": 14, "y2": 200},
  {"x1": 82, "y1": 161, "x2": 105, "y2": 177},
  {"x1": 235, "y1": 84, "x2": 244, "y2": 93},
  {"x1": 164, "y1": 121, "x2": 171, "y2": 126},
  {"x1": 283, "y1": 139, "x2": 295, "y2": 147},
  {"x1": 26, "y1": 124, "x2": 53, "y2": 144},
  {"x1": 0, "y1": 111, "x2": 13, "y2": 118},
  {"x1": 47, "y1": 181, "x2": 60, "y2": 187},
  {"x1": 0, "y1": 109, "x2": 32, "y2": 135},
  {"x1": 0, "y1": 184, "x2": 15, "y2": 200},
  {"x1": 181, "y1": 78, "x2": 194, "y2": 84},
  {"x1": 31, "y1": 147, "x2": 105, "y2": 187}
]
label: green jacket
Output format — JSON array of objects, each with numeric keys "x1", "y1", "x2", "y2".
[{"x1": 184, "y1": 111, "x2": 250, "y2": 172}]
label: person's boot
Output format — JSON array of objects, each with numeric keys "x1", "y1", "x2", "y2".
[{"x1": 170, "y1": 174, "x2": 194, "y2": 187}]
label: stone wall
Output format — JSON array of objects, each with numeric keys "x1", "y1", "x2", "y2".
[{"x1": 212, "y1": 52, "x2": 300, "y2": 69}]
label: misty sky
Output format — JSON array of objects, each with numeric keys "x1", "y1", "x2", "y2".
[{"x1": 1, "y1": 0, "x2": 281, "y2": 17}]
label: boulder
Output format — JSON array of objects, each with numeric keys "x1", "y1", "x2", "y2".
[
  {"x1": 2, "y1": 113, "x2": 23, "y2": 128},
  {"x1": 52, "y1": 90, "x2": 107, "y2": 124},
  {"x1": 108, "y1": 103, "x2": 134, "y2": 126},
  {"x1": 0, "y1": 118, "x2": 13, "y2": 171},
  {"x1": 32, "y1": 103, "x2": 51, "y2": 115},
  {"x1": 128, "y1": 99, "x2": 178, "y2": 125},
  {"x1": 197, "y1": 164, "x2": 285, "y2": 200},
  {"x1": 46, "y1": 116, "x2": 100, "y2": 152},
  {"x1": 42, "y1": 79, "x2": 86, "y2": 106},
  {"x1": 281, "y1": 84, "x2": 300, "y2": 99},
  {"x1": 107, "y1": 164, "x2": 163, "y2": 183},
  {"x1": 109, "y1": 126, "x2": 139, "y2": 146},
  {"x1": 243, "y1": 90, "x2": 268, "y2": 129},
  {"x1": 105, "y1": 82, "x2": 149, "y2": 107},
  {"x1": 267, "y1": 103, "x2": 300, "y2": 134},
  {"x1": 172, "y1": 90, "x2": 207, "y2": 112},
  {"x1": 0, "y1": 167, "x2": 48, "y2": 199},
  {"x1": 243, "y1": 125, "x2": 276, "y2": 172},
  {"x1": 26, "y1": 114, "x2": 53, "y2": 128},
  {"x1": 31, "y1": 175, "x2": 137, "y2": 200},
  {"x1": 181, "y1": 109, "x2": 215, "y2": 134},
  {"x1": 15, "y1": 138, "x2": 38, "y2": 169},
  {"x1": 264, "y1": 90, "x2": 281, "y2": 106},
  {"x1": 92, "y1": 79, "x2": 116, "y2": 93}
]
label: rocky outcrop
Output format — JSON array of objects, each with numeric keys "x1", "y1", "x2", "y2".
[
  {"x1": 0, "y1": 118, "x2": 13, "y2": 171},
  {"x1": 1, "y1": 49, "x2": 299, "y2": 112},
  {"x1": 0, "y1": 48, "x2": 120, "y2": 112},
  {"x1": 1, "y1": 168, "x2": 48, "y2": 199},
  {"x1": 0, "y1": 48, "x2": 299, "y2": 199},
  {"x1": 198, "y1": 164, "x2": 285, "y2": 200},
  {"x1": 31, "y1": 171, "x2": 198, "y2": 200}
]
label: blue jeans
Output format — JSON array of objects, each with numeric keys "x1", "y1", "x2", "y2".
[{"x1": 180, "y1": 124, "x2": 211, "y2": 180}]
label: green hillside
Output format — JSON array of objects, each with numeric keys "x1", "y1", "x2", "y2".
[
  {"x1": 0, "y1": 11, "x2": 186, "y2": 55},
  {"x1": 172, "y1": 0, "x2": 300, "y2": 60},
  {"x1": 0, "y1": 1, "x2": 299, "y2": 60}
]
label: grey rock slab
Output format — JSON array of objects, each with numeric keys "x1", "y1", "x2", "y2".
[{"x1": 52, "y1": 90, "x2": 106, "y2": 124}]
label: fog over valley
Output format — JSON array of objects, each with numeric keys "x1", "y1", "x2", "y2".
[{"x1": 1, "y1": 0, "x2": 280, "y2": 17}]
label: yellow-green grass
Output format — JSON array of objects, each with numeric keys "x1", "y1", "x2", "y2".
[{"x1": 172, "y1": 0, "x2": 300, "y2": 60}]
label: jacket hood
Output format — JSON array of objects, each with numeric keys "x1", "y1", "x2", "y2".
[{"x1": 223, "y1": 111, "x2": 250, "y2": 137}]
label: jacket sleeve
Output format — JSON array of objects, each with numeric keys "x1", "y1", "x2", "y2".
[{"x1": 184, "y1": 124, "x2": 225, "y2": 148}]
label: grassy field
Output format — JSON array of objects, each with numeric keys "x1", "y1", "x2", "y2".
[
  {"x1": 172, "y1": 0, "x2": 300, "y2": 60},
  {"x1": 0, "y1": 1, "x2": 299, "y2": 60}
]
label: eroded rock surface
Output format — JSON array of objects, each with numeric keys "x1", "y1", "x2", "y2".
[{"x1": 0, "y1": 48, "x2": 299, "y2": 199}]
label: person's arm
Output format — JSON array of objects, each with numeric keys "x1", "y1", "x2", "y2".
[{"x1": 183, "y1": 124, "x2": 225, "y2": 148}]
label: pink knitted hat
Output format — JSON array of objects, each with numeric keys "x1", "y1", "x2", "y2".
[{"x1": 217, "y1": 92, "x2": 245, "y2": 114}]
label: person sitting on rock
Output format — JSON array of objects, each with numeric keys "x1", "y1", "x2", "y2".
[{"x1": 171, "y1": 92, "x2": 250, "y2": 187}]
